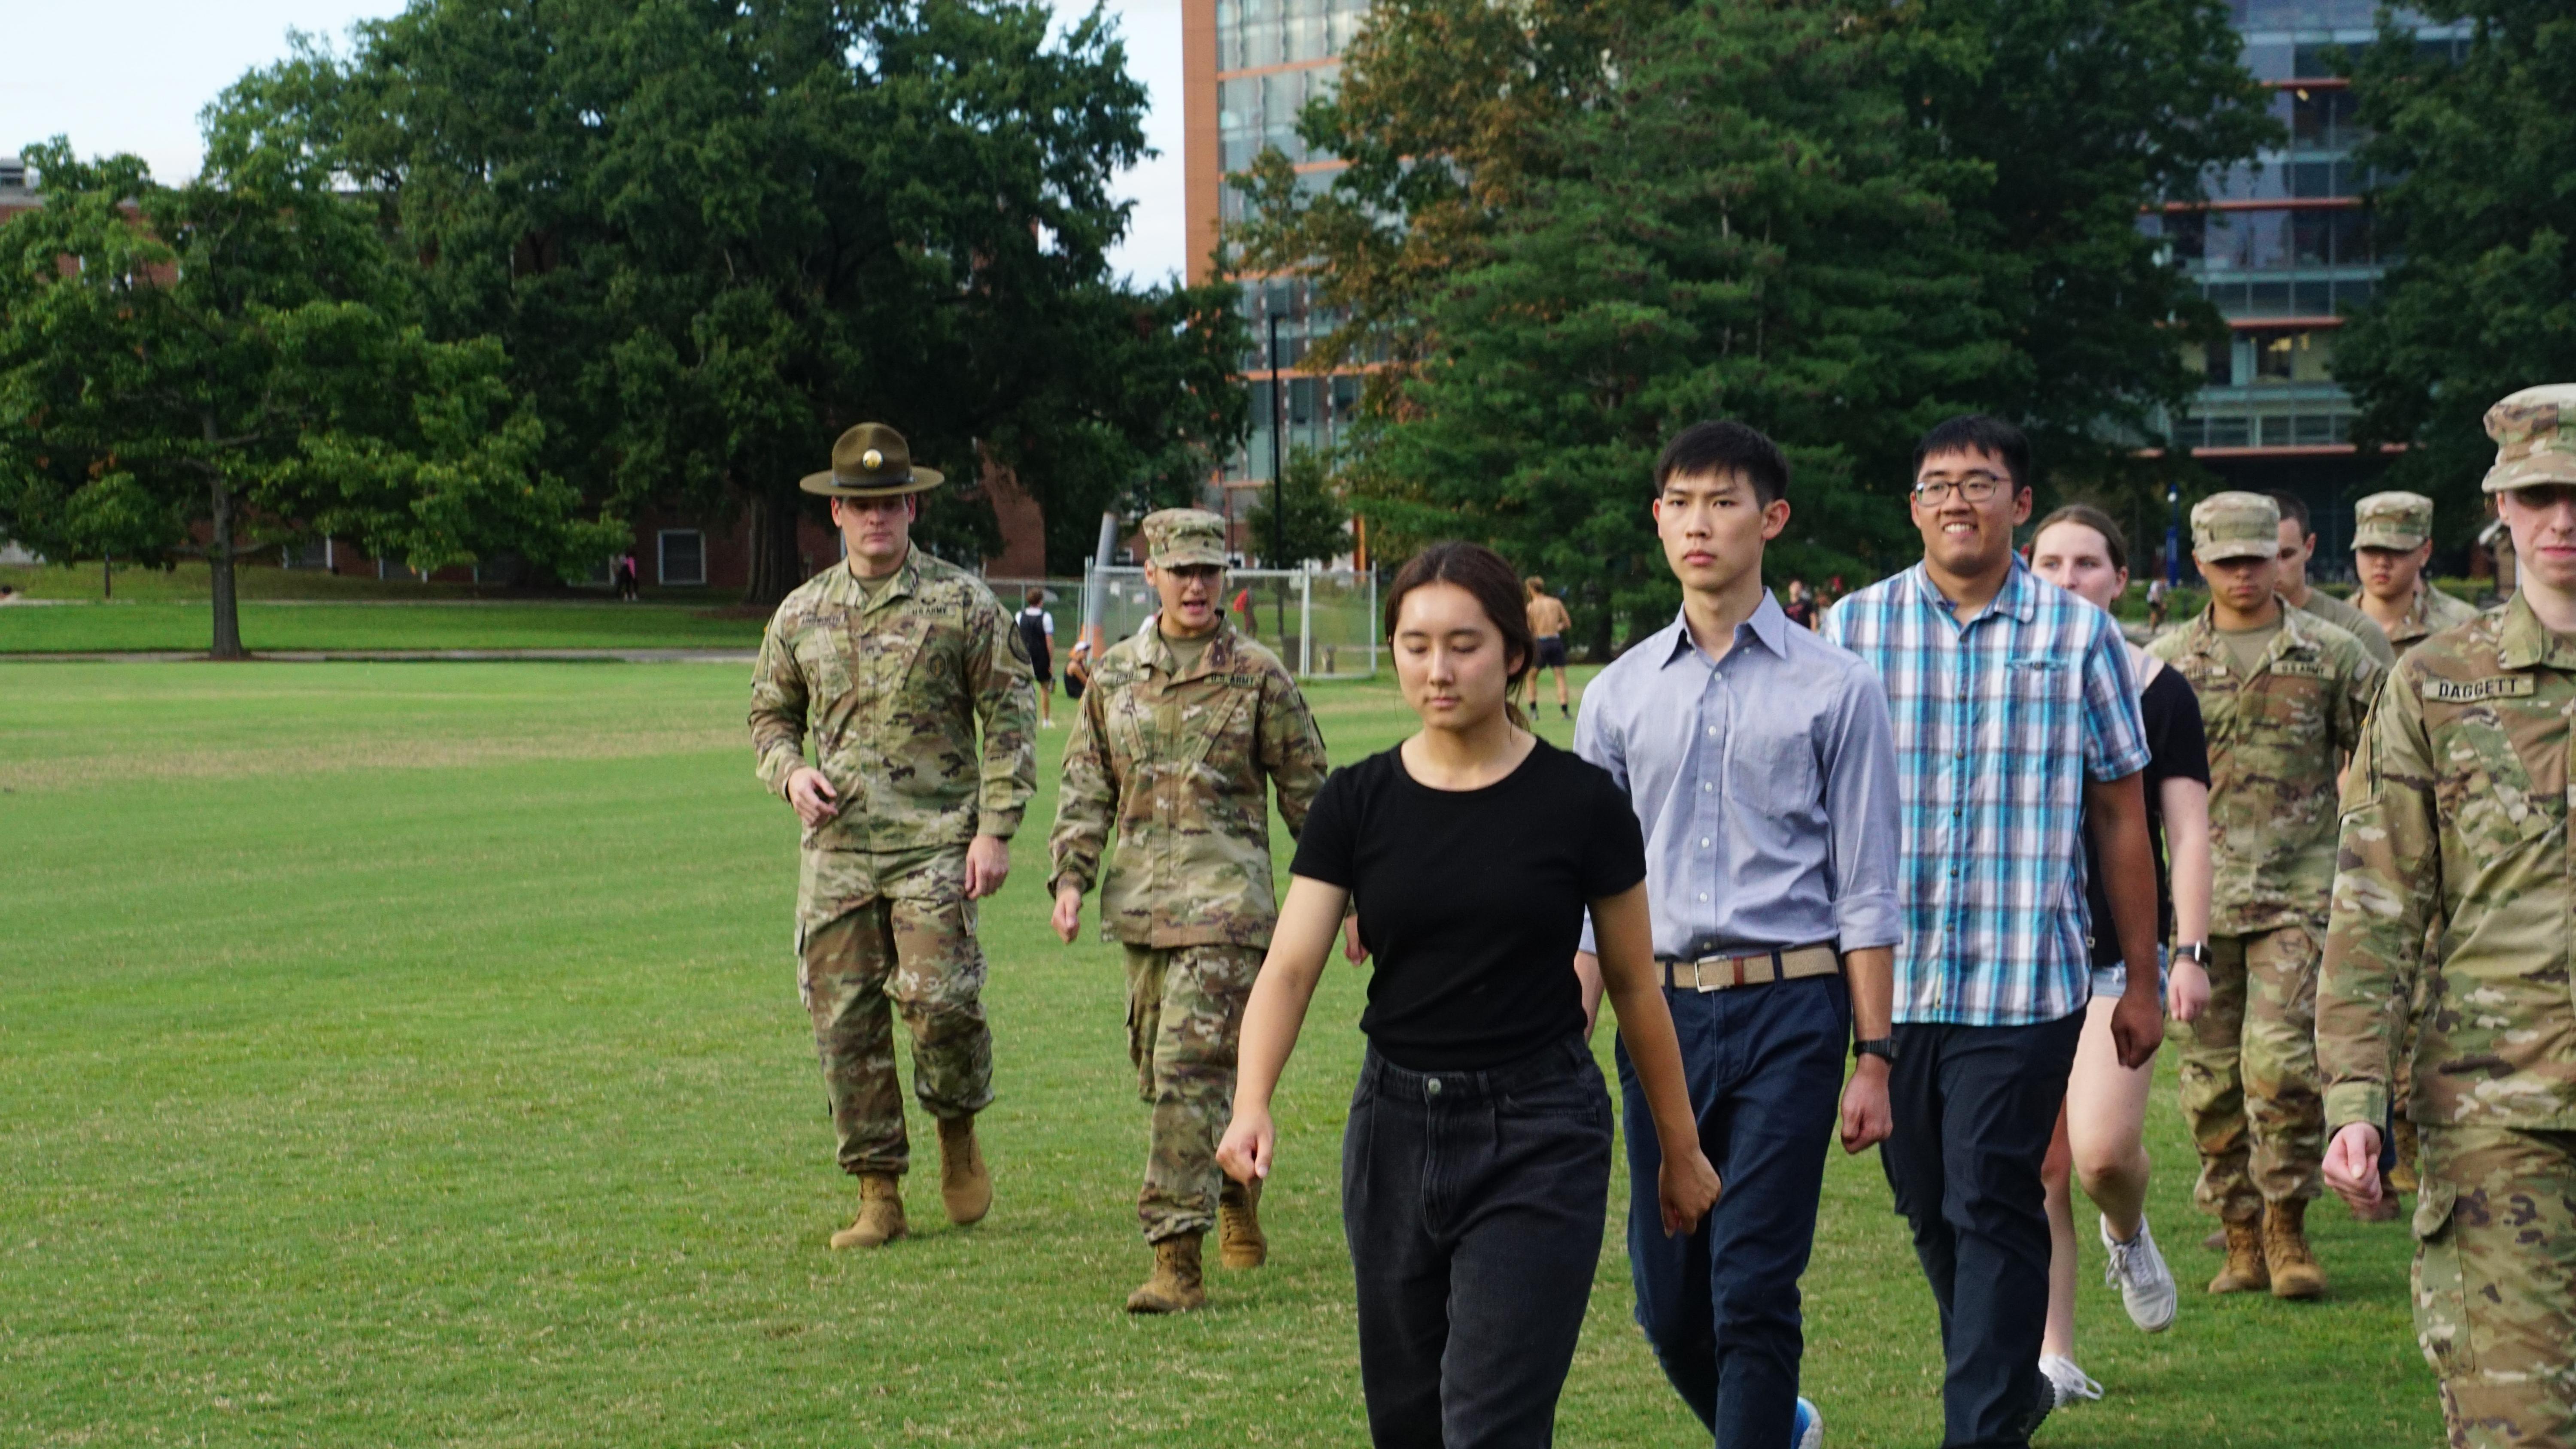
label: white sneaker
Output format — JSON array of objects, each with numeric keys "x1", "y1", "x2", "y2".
[
  {"x1": 2039, "y1": 1353, "x2": 2102, "y2": 1408},
  {"x1": 2101, "y1": 1214, "x2": 2179, "y2": 1332},
  {"x1": 1792, "y1": 1396, "x2": 1823, "y2": 1449}
]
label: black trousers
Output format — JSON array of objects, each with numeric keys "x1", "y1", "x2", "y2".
[
  {"x1": 1342, "y1": 1034, "x2": 1613, "y2": 1449},
  {"x1": 1880, "y1": 1012, "x2": 2085, "y2": 1449}
]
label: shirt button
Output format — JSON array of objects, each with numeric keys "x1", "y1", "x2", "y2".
[
  {"x1": 1701, "y1": 837, "x2": 1712, "y2": 848},
  {"x1": 1705, "y1": 726, "x2": 1717, "y2": 737},
  {"x1": 1702, "y1": 782, "x2": 1713, "y2": 792},
  {"x1": 1698, "y1": 892, "x2": 1709, "y2": 902}
]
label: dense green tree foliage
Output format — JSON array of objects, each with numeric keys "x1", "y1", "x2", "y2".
[
  {"x1": 221, "y1": 0, "x2": 1246, "y2": 596},
  {"x1": 1244, "y1": 446, "x2": 1351, "y2": 567},
  {"x1": 1237, "y1": 0, "x2": 2272, "y2": 642},
  {"x1": 2337, "y1": 2, "x2": 2576, "y2": 545},
  {"x1": 0, "y1": 140, "x2": 607, "y2": 657}
]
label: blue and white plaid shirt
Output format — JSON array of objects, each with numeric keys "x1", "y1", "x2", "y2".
[{"x1": 1820, "y1": 559, "x2": 2149, "y2": 1026}]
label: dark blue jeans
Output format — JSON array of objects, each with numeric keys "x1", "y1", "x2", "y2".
[
  {"x1": 1343, "y1": 1035, "x2": 1614, "y2": 1449},
  {"x1": 1615, "y1": 973, "x2": 1850, "y2": 1448}
]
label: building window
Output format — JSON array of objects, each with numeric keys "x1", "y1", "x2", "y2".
[{"x1": 659, "y1": 530, "x2": 705, "y2": 586}]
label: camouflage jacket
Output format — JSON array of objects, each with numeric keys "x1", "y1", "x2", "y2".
[
  {"x1": 2293, "y1": 588, "x2": 2397, "y2": 668},
  {"x1": 2150, "y1": 603, "x2": 2380, "y2": 935},
  {"x1": 2320, "y1": 594, "x2": 2574, "y2": 1132},
  {"x1": 2380, "y1": 583, "x2": 2485, "y2": 660},
  {"x1": 747, "y1": 550, "x2": 1037, "y2": 852},
  {"x1": 1047, "y1": 622, "x2": 1329, "y2": 948}
]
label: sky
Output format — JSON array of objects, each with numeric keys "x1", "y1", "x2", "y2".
[{"x1": 0, "y1": 0, "x2": 1191, "y2": 287}]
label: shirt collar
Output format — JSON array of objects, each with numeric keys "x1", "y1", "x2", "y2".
[
  {"x1": 1905, "y1": 556, "x2": 2038, "y2": 625},
  {"x1": 1142, "y1": 619, "x2": 1234, "y2": 679},
  {"x1": 1655, "y1": 592, "x2": 1791, "y2": 668},
  {"x1": 843, "y1": 548, "x2": 918, "y2": 610},
  {"x1": 2497, "y1": 591, "x2": 2576, "y2": 671}
]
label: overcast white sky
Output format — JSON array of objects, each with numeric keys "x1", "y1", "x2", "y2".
[{"x1": 0, "y1": 0, "x2": 1190, "y2": 286}]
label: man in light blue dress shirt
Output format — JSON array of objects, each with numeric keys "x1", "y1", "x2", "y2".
[{"x1": 1575, "y1": 421, "x2": 1903, "y2": 1449}]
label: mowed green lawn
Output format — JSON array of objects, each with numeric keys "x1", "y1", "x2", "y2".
[
  {"x1": 0, "y1": 663, "x2": 2440, "y2": 1446},
  {"x1": 0, "y1": 603, "x2": 765, "y2": 655}
]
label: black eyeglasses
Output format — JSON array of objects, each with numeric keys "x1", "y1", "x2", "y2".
[{"x1": 1911, "y1": 472, "x2": 2011, "y2": 505}]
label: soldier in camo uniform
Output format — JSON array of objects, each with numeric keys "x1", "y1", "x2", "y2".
[
  {"x1": 2351, "y1": 489, "x2": 2488, "y2": 1198},
  {"x1": 2322, "y1": 384, "x2": 2576, "y2": 1449},
  {"x1": 2150, "y1": 491, "x2": 2380, "y2": 1299},
  {"x1": 748, "y1": 422, "x2": 1037, "y2": 1250},
  {"x1": 1048, "y1": 508, "x2": 1329, "y2": 1313}
]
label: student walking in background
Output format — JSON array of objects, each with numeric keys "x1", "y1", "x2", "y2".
[
  {"x1": 1522, "y1": 576, "x2": 1575, "y2": 720},
  {"x1": 2026, "y1": 505, "x2": 2214, "y2": 1406},
  {"x1": 2267, "y1": 491, "x2": 2396, "y2": 667},
  {"x1": 1218, "y1": 541, "x2": 1719, "y2": 1449},
  {"x1": 1016, "y1": 587, "x2": 1056, "y2": 728},
  {"x1": 1574, "y1": 421, "x2": 1902, "y2": 1449},
  {"x1": 1820, "y1": 415, "x2": 2165, "y2": 1448}
]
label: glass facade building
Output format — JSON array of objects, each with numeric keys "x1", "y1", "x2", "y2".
[{"x1": 2145, "y1": 1, "x2": 2470, "y2": 553}]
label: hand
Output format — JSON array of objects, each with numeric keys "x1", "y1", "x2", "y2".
[
  {"x1": 1341, "y1": 915, "x2": 1369, "y2": 964},
  {"x1": 2167, "y1": 958, "x2": 2210, "y2": 1022},
  {"x1": 1051, "y1": 884, "x2": 1083, "y2": 943},
  {"x1": 786, "y1": 767, "x2": 840, "y2": 829},
  {"x1": 2324, "y1": 1122, "x2": 2385, "y2": 1210},
  {"x1": 1839, "y1": 1055, "x2": 1892, "y2": 1154},
  {"x1": 1217, "y1": 1106, "x2": 1276, "y2": 1185},
  {"x1": 2110, "y1": 979, "x2": 2165, "y2": 1070},
  {"x1": 963, "y1": 833, "x2": 1011, "y2": 900},
  {"x1": 1658, "y1": 1145, "x2": 1721, "y2": 1237}
]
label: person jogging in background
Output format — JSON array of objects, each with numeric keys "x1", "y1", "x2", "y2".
[
  {"x1": 2145, "y1": 576, "x2": 2170, "y2": 633},
  {"x1": 1218, "y1": 541, "x2": 1719, "y2": 1447},
  {"x1": 1574, "y1": 421, "x2": 1902, "y2": 1449},
  {"x1": 1017, "y1": 587, "x2": 1056, "y2": 728},
  {"x1": 2268, "y1": 491, "x2": 2396, "y2": 668},
  {"x1": 1523, "y1": 576, "x2": 1575, "y2": 720},
  {"x1": 1820, "y1": 414, "x2": 2165, "y2": 1447},
  {"x1": 2027, "y1": 504, "x2": 2214, "y2": 1407}
]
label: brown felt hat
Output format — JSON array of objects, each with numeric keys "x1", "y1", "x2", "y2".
[{"x1": 799, "y1": 422, "x2": 945, "y2": 498}]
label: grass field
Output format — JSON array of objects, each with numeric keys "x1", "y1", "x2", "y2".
[
  {"x1": 0, "y1": 662, "x2": 2442, "y2": 1446},
  {"x1": 0, "y1": 602, "x2": 766, "y2": 654}
]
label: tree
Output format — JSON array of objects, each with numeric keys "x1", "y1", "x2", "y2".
[
  {"x1": 223, "y1": 0, "x2": 1246, "y2": 602},
  {"x1": 2336, "y1": 2, "x2": 2576, "y2": 548},
  {"x1": 1244, "y1": 447, "x2": 1351, "y2": 567},
  {"x1": 0, "y1": 139, "x2": 610, "y2": 657}
]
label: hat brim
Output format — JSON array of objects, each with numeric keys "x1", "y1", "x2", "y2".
[
  {"x1": 1149, "y1": 549, "x2": 1229, "y2": 570},
  {"x1": 2351, "y1": 529, "x2": 2427, "y2": 551},
  {"x1": 2483, "y1": 456, "x2": 2576, "y2": 493},
  {"x1": 800, "y1": 465, "x2": 945, "y2": 498},
  {"x1": 2194, "y1": 540, "x2": 2275, "y2": 563}
]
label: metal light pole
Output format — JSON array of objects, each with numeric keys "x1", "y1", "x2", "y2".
[
  {"x1": 2166, "y1": 481, "x2": 2182, "y2": 588},
  {"x1": 1266, "y1": 310, "x2": 1286, "y2": 570}
]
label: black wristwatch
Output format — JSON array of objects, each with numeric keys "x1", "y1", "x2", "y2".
[
  {"x1": 1852, "y1": 1037, "x2": 1898, "y2": 1066},
  {"x1": 2174, "y1": 942, "x2": 2210, "y2": 967}
]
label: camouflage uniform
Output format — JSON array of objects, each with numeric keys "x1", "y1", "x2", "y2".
[
  {"x1": 1048, "y1": 510, "x2": 1330, "y2": 1243},
  {"x1": 2295, "y1": 585, "x2": 2398, "y2": 669},
  {"x1": 750, "y1": 545, "x2": 1036, "y2": 1177},
  {"x1": 2321, "y1": 385, "x2": 2576, "y2": 1449},
  {"x1": 2152, "y1": 493, "x2": 2381, "y2": 1223}
]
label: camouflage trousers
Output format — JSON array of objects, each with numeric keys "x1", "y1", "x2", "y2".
[
  {"x1": 1124, "y1": 943, "x2": 1261, "y2": 1244},
  {"x1": 2415, "y1": 1128, "x2": 2576, "y2": 1449},
  {"x1": 2177, "y1": 923, "x2": 2324, "y2": 1221},
  {"x1": 797, "y1": 849, "x2": 995, "y2": 1177}
]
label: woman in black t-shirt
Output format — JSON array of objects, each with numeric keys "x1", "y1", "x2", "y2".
[
  {"x1": 1217, "y1": 542, "x2": 1718, "y2": 1446},
  {"x1": 2029, "y1": 506, "x2": 2215, "y2": 1403}
]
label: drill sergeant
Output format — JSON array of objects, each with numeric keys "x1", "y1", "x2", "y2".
[
  {"x1": 1049, "y1": 508, "x2": 1329, "y2": 1313},
  {"x1": 749, "y1": 423, "x2": 1036, "y2": 1249}
]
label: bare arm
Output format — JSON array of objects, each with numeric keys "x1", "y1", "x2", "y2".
[
  {"x1": 2159, "y1": 775, "x2": 2212, "y2": 1019},
  {"x1": 1592, "y1": 884, "x2": 1721, "y2": 1235},
  {"x1": 1215, "y1": 875, "x2": 1350, "y2": 1185},
  {"x1": 2084, "y1": 770, "x2": 2166, "y2": 1069}
]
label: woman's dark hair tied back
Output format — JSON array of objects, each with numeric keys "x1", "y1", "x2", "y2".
[{"x1": 1383, "y1": 542, "x2": 1537, "y2": 723}]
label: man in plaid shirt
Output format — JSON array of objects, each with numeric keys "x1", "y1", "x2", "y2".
[{"x1": 1820, "y1": 415, "x2": 2165, "y2": 1448}]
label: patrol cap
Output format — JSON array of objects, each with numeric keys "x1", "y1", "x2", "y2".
[
  {"x1": 799, "y1": 422, "x2": 945, "y2": 498},
  {"x1": 2481, "y1": 384, "x2": 2576, "y2": 493},
  {"x1": 2351, "y1": 491, "x2": 2434, "y2": 552},
  {"x1": 1141, "y1": 508, "x2": 1229, "y2": 569},
  {"x1": 2190, "y1": 490, "x2": 2281, "y2": 563}
]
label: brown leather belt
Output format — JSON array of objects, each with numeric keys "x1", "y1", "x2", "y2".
[{"x1": 1658, "y1": 943, "x2": 1842, "y2": 993}]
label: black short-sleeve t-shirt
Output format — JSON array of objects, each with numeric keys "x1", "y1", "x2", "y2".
[
  {"x1": 1290, "y1": 737, "x2": 1647, "y2": 1071},
  {"x1": 2082, "y1": 663, "x2": 2211, "y2": 966}
]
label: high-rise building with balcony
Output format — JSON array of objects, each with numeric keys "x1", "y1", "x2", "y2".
[
  {"x1": 1182, "y1": 0, "x2": 1372, "y2": 550},
  {"x1": 2151, "y1": 1, "x2": 2473, "y2": 558}
]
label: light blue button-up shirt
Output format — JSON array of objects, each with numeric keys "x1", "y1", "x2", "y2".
[{"x1": 1576, "y1": 593, "x2": 1905, "y2": 961}]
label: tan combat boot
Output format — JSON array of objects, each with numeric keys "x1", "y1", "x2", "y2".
[
  {"x1": 2208, "y1": 1215, "x2": 2269, "y2": 1294},
  {"x1": 1126, "y1": 1233, "x2": 1207, "y2": 1314},
  {"x1": 2387, "y1": 1119, "x2": 2422, "y2": 1194},
  {"x1": 829, "y1": 1173, "x2": 907, "y2": 1249},
  {"x1": 1218, "y1": 1176, "x2": 1267, "y2": 1270},
  {"x1": 936, "y1": 1114, "x2": 992, "y2": 1226},
  {"x1": 2264, "y1": 1197, "x2": 2328, "y2": 1300}
]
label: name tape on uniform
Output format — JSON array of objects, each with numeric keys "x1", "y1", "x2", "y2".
[{"x1": 2421, "y1": 675, "x2": 2537, "y2": 703}]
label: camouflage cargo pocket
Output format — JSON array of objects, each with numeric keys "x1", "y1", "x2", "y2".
[
  {"x1": 2436, "y1": 718, "x2": 2560, "y2": 863},
  {"x1": 2414, "y1": 1178, "x2": 2473, "y2": 1378}
]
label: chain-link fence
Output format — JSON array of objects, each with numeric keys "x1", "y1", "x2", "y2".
[{"x1": 987, "y1": 567, "x2": 1378, "y2": 679}]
